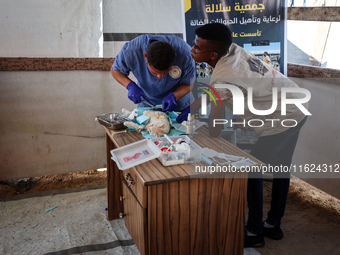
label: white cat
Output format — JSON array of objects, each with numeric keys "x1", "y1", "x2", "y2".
[{"x1": 123, "y1": 110, "x2": 170, "y2": 137}]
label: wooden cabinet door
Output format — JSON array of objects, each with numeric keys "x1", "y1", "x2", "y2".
[
  {"x1": 147, "y1": 178, "x2": 247, "y2": 255},
  {"x1": 122, "y1": 182, "x2": 148, "y2": 255}
]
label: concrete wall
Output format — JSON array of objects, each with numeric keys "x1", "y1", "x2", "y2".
[
  {"x1": 0, "y1": 71, "x2": 134, "y2": 180},
  {"x1": 0, "y1": 0, "x2": 181, "y2": 180},
  {"x1": 291, "y1": 78, "x2": 340, "y2": 198},
  {"x1": 0, "y1": 0, "x2": 103, "y2": 57},
  {"x1": 1, "y1": 1, "x2": 339, "y2": 199}
]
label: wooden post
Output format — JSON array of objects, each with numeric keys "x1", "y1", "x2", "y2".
[{"x1": 106, "y1": 134, "x2": 123, "y2": 220}]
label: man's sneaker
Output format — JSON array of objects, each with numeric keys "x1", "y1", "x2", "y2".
[
  {"x1": 244, "y1": 234, "x2": 265, "y2": 248},
  {"x1": 263, "y1": 223, "x2": 284, "y2": 240}
]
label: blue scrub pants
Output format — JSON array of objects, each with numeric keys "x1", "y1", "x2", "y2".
[{"x1": 246, "y1": 117, "x2": 307, "y2": 234}]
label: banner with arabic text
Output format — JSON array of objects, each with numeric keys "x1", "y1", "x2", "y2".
[{"x1": 184, "y1": 0, "x2": 286, "y2": 74}]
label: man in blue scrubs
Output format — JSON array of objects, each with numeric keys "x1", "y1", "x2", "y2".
[{"x1": 111, "y1": 35, "x2": 195, "y2": 112}]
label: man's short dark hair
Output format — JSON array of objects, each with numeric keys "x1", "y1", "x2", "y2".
[
  {"x1": 195, "y1": 23, "x2": 233, "y2": 56},
  {"x1": 146, "y1": 41, "x2": 176, "y2": 71}
]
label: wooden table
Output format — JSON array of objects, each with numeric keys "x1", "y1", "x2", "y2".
[{"x1": 103, "y1": 126, "x2": 262, "y2": 255}]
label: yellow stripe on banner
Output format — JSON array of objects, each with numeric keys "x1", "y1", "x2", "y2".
[
  {"x1": 200, "y1": 88, "x2": 217, "y2": 106},
  {"x1": 184, "y1": 0, "x2": 191, "y2": 13}
]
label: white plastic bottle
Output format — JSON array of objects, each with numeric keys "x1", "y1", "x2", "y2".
[{"x1": 186, "y1": 113, "x2": 193, "y2": 138}]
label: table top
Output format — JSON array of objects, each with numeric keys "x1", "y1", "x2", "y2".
[{"x1": 103, "y1": 126, "x2": 262, "y2": 186}]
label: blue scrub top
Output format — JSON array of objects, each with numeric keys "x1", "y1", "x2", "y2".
[{"x1": 113, "y1": 34, "x2": 195, "y2": 111}]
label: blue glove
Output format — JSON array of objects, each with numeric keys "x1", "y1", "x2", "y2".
[
  {"x1": 176, "y1": 106, "x2": 190, "y2": 123},
  {"x1": 162, "y1": 93, "x2": 177, "y2": 112},
  {"x1": 126, "y1": 81, "x2": 146, "y2": 104}
]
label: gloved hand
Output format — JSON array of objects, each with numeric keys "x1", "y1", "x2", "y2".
[
  {"x1": 176, "y1": 106, "x2": 190, "y2": 123},
  {"x1": 162, "y1": 93, "x2": 177, "y2": 112},
  {"x1": 126, "y1": 81, "x2": 146, "y2": 104}
]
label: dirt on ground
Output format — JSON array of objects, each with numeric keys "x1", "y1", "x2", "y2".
[
  {"x1": 1, "y1": 171, "x2": 340, "y2": 254},
  {"x1": 0, "y1": 170, "x2": 106, "y2": 197}
]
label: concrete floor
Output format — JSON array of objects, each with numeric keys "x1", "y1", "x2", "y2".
[
  {"x1": 0, "y1": 188, "x2": 139, "y2": 255},
  {"x1": 0, "y1": 188, "x2": 260, "y2": 255},
  {"x1": 1, "y1": 182, "x2": 340, "y2": 255}
]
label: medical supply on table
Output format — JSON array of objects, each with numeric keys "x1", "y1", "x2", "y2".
[
  {"x1": 110, "y1": 129, "x2": 131, "y2": 135},
  {"x1": 186, "y1": 113, "x2": 193, "y2": 138},
  {"x1": 174, "y1": 138, "x2": 183, "y2": 144},
  {"x1": 200, "y1": 147, "x2": 257, "y2": 168},
  {"x1": 151, "y1": 135, "x2": 201, "y2": 166},
  {"x1": 110, "y1": 135, "x2": 202, "y2": 170},
  {"x1": 201, "y1": 155, "x2": 217, "y2": 166},
  {"x1": 174, "y1": 142, "x2": 190, "y2": 152},
  {"x1": 95, "y1": 113, "x2": 130, "y2": 130},
  {"x1": 140, "y1": 97, "x2": 157, "y2": 108},
  {"x1": 110, "y1": 139, "x2": 161, "y2": 170},
  {"x1": 163, "y1": 134, "x2": 174, "y2": 144},
  {"x1": 230, "y1": 158, "x2": 257, "y2": 169},
  {"x1": 172, "y1": 118, "x2": 208, "y2": 134}
]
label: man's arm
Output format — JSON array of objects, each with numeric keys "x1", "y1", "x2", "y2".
[
  {"x1": 209, "y1": 100, "x2": 226, "y2": 137},
  {"x1": 173, "y1": 52, "x2": 195, "y2": 100},
  {"x1": 110, "y1": 67, "x2": 133, "y2": 88},
  {"x1": 190, "y1": 96, "x2": 203, "y2": 112},
  {"x1": 172, "y1": 83, "x2": 191, "y2": 100},
  {"x1": 111, "y1": 66, "x2": 146, "y2": 104}
]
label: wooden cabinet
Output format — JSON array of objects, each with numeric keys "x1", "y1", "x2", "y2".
[
  {"x1": 104, "y1": 127, "x2": 263, "y2": 255},
  {"x1": 121, "y1": 170, "x2": 247, "y2": 255},
  {"x1": 122, "y1": 181, "x2": 147, "y2": 255}
]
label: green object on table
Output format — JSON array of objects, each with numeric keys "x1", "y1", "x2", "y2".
[{"x1": 135, "y1": 115, "x2": 150, "y2": 125}]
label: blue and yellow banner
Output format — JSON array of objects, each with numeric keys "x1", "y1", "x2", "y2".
[{"x1": 184, "y1": 0, "x2": 286, "y2": 74}]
